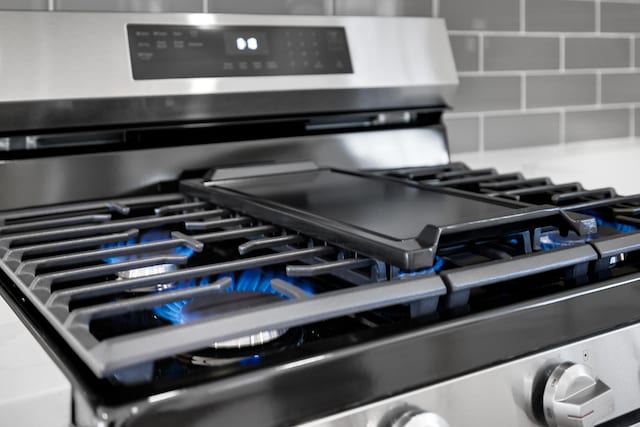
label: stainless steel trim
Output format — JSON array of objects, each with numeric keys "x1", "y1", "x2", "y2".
[
  {"x1": 298, "y1": 319, "x2": 640, "y2": 427},
  {"x1": 0, "y1": 128, "x2": 450, "y2": 211},
  {"x1": 0, "y1": 12, "x2": 458, "y2": 104}
]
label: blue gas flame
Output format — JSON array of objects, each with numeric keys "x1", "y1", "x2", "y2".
[
  {"x1": 153, "y1": 268, "x2": 314, "y2": 324},
  {"x1": 240, "y1": 354, "x2": 262, "y2": 365},
  {"x1": 594, "y1": 216, "x2": 637, "y2": 233},
  {"x1": 152, "y1": 277, "x2": 204, "y2": 324},
  {"x1": 540, "y1": 213, "x2": 638, "y2": 251},
  {"x1": 101, "y1": 229, "x2": 195, "y2": 264},
  {"x1": 397, "y1": 256, "x2": 444, "y2": 278}
]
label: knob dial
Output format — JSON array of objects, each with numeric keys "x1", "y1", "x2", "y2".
[
  {"x1": 542, "y1": 362, "x2": 614, "y2": 427},
  {"x1": 390, "y1": 408, "x2": 450, "y2": 427}
]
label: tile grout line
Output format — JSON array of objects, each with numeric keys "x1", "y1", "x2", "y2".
[
  {"x1": 479, "y1": 113, "x2": 485, "y2": 153},
  {"x1": 596, "y1": 0, "x2": 601, "y2": 34},
  {"x1": 478, "y1": 34, "x2": 485, "y2": 72},
  {"x1": 521, "y1": 72, "x2": 527, "y2": 111},
  {"x1": 457, "y1": 67, "x2": 640, "y2": 78},
  {"x1": 433, "y1": 0, "x2": 440, "y2": 17},
  {"x1": 631, "y1": 35, "x2": 636, "y2": 68},
  {"x1": 447, "y1": 102, "x2": 640, "y2": 119},
  {"x1": 520, "y1": 0, "x2": 526, "y2": 33},
  {"x1": 448, "y1": 30, "x2": 637, "y2": 38},
  {"x1": 48, "y1": 0, "x2": 54, "y2": 11},
  {"x1": 560, "y1": 109, "x2": 566, "y2": 146},
  {"x1": 559, "y1": 35, "x2": 566, "y2": 71},
  {"x1": 202, "y1": 0, "x2": 208, "y2": 13},
  {"x1": 630, "y1": 106, "x2": 635, "y2": 137},
  {"x1": 596, "y1": 70, "x2": 603, "y2": 105}
]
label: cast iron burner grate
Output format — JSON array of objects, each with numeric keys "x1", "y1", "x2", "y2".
[
  {"x1": 2, "y1": 165, "x2": 640, "y2": 380},
  {"x1": 0, "y1": 194, "x2": 445, "y2": 378}
]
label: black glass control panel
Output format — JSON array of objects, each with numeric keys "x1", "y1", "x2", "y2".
[{"x1": 127, "y1": 24, "x2": 353, "y2": 80}]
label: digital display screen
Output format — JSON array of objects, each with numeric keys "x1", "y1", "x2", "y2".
[
  {"x1": 223, "y1": 32, "x2": 269, "y2": 56},
  {"x1": 128, "y1": 24, "x2": 353, "y2": 79}
]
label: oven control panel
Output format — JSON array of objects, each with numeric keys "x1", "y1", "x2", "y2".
[{"x1": 127, "y1": 24, "x2": 353, "y2": 80}]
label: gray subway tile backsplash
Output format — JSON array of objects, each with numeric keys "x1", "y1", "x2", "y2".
[
  {"x1": 0, "y1": 0, "x2": 47, "y2": 10},
  {"x1": 334, "y1": 0, "x2": 430, "y2": 16},
  {"x1": 440, "y1": 0, "x2": 519, "y2": 31},
  {"x1": 601, "y1": 2, "x2": 640, "y2": 33},
  {"x1": 209, "y1": 0, "x2": 332, "y2": 15},
  {"x1": 55, "y1": 0, "x2": 202, "y2": 12},
  {"x1": 484, "y1": 36, "x2": 560, "y2": 71},
  {"x1": 526, "y1": 0, "x2": 595, "y2": 33},
  {"x1": 565, "y1": 109, "x2": 630, "y2": 143},
  {"x1": 449, "y1": 35, "x2": 479, "y2": 72},
  {"x1": 485, "y1": 113, "x2": 560, "y2": 150},
  {"x1": 526, "y1": 74, "x2": 596, "y2": 109},
  {"x1": 602, "y1": 73, "x2": 640, "y2": 104},
  {"x1": 565, "y1": 38, "x2": 630, "y2": 69},
  {"x1": 443, "y1": 116, "x2": 480, "y2": 153},
  {"x1": 452, "y1": 76, "x2": 520, "y2": 113}
]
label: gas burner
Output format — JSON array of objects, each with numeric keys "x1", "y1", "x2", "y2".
[
  {"x1": 178, "y1": 327, "x2": 304, "y2": 367},
  {"x1": 179, "y1": 291, "x2": 289, "y2": 349},
  {"x1": 102, "y1": 228, "x2": 197, "y2": 292},
  {"x1": 153, "y1": 269, "x2": 313, "y2": 354},
  {"x1": 118, "y1": 263, "x2": 179, "y2": 293},
  {"x1": 212, "y1": 330, "x2": 286, "y2": 349},
  {"x1": 539, "y1": 230, "x2": 593, "y2": 250},
  {"x1": 538, "y1": 215, "x2": 638, "y2": 252},
  {"x1": 102, "y1": 229, "x2": 196, "y2": 262}
]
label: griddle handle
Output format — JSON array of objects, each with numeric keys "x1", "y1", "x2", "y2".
[
  {"x1": 442, "y1": 245, "x2": 598, "y2": 292},
  {"x1": 562, "y1": 210, "x2": 598, "y2": 236},
  {"x1": 416, "y1": 224, "x2": 441, "y2": 250}
]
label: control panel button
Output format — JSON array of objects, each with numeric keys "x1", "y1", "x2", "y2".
[{"x1": 538, "y1": 362, "x2": 614, "y2": 427}]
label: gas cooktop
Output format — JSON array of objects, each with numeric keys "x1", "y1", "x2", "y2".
[{"x1": 2, "y1": 161, "x2": 639, "y2": 390}]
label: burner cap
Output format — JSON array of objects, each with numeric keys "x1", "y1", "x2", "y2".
[
  {"x1": 539, "y1": 230, "x2": 596, "y2": 250},
  {"x1": 117, "y1": 263, "x2": 179, "y2": 293},
  {"x1": 180, "y1": 292, "x2": 287, "y2": 349},
  {"x1": 179, "y1": 327, "x2": 304, "y2": 367}
]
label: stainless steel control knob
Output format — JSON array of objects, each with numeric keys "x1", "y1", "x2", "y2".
[
  {"x1": 542, "y1": 362, "x2": 614, "y2": 427},
  {"x1": 390, "y1": 408, "x2": 450, "y2": 427}
]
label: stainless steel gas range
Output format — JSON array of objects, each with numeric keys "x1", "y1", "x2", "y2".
[{"x1": 2, "y1": 11, "x2": 640, "y2": 427}]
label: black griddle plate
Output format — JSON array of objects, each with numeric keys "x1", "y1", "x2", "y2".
[{"x1": 181, "y1": 166, "x2": 592, "y2": 270}]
